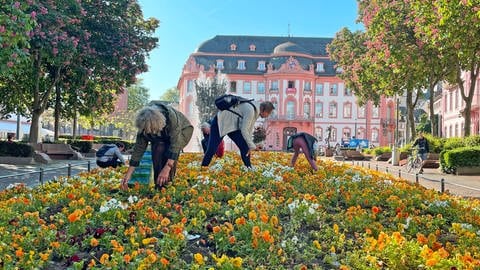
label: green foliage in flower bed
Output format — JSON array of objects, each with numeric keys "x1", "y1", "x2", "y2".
[
  {"x1": 0, "y1": 141, "x2": 34, "y2": 157},
  {"x1": 0, "y1": 152, "x2": 478, "y2": 269}
]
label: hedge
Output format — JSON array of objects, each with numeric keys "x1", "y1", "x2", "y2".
[
  {"x1": 443, "y1": 146, "x2": 480, "y2": 172},
  {"x1": 0, "y1": 141, "x2": 34, "y2": 157}
]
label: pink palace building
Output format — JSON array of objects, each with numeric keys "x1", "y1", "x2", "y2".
[{"x1": 177, "y1": 35, "x2": 396, "y2": 152}]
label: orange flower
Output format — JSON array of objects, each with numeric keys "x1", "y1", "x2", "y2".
[
  {"x1": 372, "y1": 206, "x2": 380, "y2": 214},
  {"x1": 262, "y1": 230, "x2": 274, "y2": 243},
  {"x1": 90, "y1": 238, "x2": 99, "y2": 247},
  {"x1": 160, "y1": 257, "x2": 169, "y2": 266},
  {"x1": 68, "y1": 209, "x2": 83, "y2": 223},
  {"x1": 229, "y1": 236, "x2": 236, "y2": 244},
  {"x1": 123, "y1": 254, "x2": 132, "y2": 264},
  {"x1": 88, "y1": 259, "x2": 96, "y2": 268},
  {"x1": 260, "y1": 214, "x2": 269, "y2": 223},
  {"x1": 100, "y1": 253, "x2": 109, "y2": 265},
  {"x1": 417, "y1": 233, "x2": 428, "y2": 245},
  {"x1": 235, "y1": 217, "x2": 246, "y2": 226},
  {"x1": 15, "y1": 248, "x2": 24, "y2": 258},
  {"x1": 213, "y1": 226, "x2": 221, "y2": 233},
  {"x1": 50, "y1": 241, "x2": 60, "y2": 249},
  {"x1": 252, "y1": 226, "x2": 261, "y2": 236}
]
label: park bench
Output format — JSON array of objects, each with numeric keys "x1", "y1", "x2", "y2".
[
  {"x1": 423, "y1": 153, "x2": 440, "y2": 168},
  {"x1": 375, "y1": 152, "x2": 392, "y2": 162},
  {"x1": 345, "y1": 150, "x2": 365, "y2": 161},
  {"x1": 40, "y1": 143, "x2": 83, "y2": 160}
]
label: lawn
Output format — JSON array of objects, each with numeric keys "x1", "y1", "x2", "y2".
[{"x1": 0, "y1": 152, "x2": 479, "y2": 269}]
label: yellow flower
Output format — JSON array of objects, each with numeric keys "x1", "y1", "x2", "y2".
[
  {"x1": 333, "y1": 223, "x2": 339, "y2": 234},
  {"x1": 161, "y1": 217, "x2": 171, "y2": 227},
  {"x1": 231, "y1": 257, "x2": 243, "y2": 267},
  {"x1": 194, "y1": 253, "x2": 204, "y2": 265},
  {"x1": 248, "y1": 210, "x2": 257, "y2": 221},
  {"x1": 313, "y1": 240, "x2": 321, "y2": 249}
]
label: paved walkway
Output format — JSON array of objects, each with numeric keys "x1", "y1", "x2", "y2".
[
  {"x1": 330, "y1": 158, "x2": 480, "y2": 199},
  {"x1": 0, "y1": 158, "x2": 98, "y2": 190}
]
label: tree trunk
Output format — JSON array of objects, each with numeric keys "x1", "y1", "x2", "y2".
[
  {"x1": 29, "y1": 50, "x2": 42, "y2": 143},
  {"x1": 406, "y1": 90, "x2": 416, "y2": 142},
  {"x1": 457, "y1": 65, "x2": 479, "y2": 136},
  {"x1": 428, "y1": 83, "x2": 437, "y2": 137},
  {"x1": 54, "y1": 83, "x2": 61, "y2": 142},
  {"x1": 72, "y1": 108, "x2": 77, "y2": 139}
]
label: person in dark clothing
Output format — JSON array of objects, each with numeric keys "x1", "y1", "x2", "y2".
[
  {"x1": 121, "y1": 102, "x2": 193, "y2": 190},
  {"x1": 200, "y1": 122, "x2": 224, "y2": 158},
  {"x1": 201, "y1": 101, "x2": 274, "y2": 168},
  {"x1": 96, "y1": 142, "x2": 126, "y2": 168},
  {"x1": 412, "y1": 132, "x2": 430, "y2": 174},
  {"x1": 287, "y1": 132, "x2": 318, "y2": 171}
]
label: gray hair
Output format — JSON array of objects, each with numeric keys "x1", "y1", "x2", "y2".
[
  {"x1": 200, "y1": 122, "x2": 211, "y2": 129},
  {"x1": 135, "y1": 106, "x2": 166, "y2": 135}
]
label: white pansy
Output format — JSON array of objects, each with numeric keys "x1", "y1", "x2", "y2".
[{"x1": 128, "y1": 195, "x2": 138, "y2": 204}]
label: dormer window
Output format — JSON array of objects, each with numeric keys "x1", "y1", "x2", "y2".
[
  {"x1": 257, "y1": 61, "x2": 266, "y2": 71},
  {"x1": 230, "y1": 44, "x2": 237, "y2": 51},
  {"x1": 316, "y1": 62, "x2": 325, "y2": 72},
  {"x1": 237, "y1": 60, "x2": 246, "y2": 70},
  {"x1": 216, "y1": 59, "x2": 224, "y2": 70},
  {"x1": 249, "y1": 44, "x2": 256, "y2": 51}
]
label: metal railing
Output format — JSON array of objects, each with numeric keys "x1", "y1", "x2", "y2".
[
  {"x1": 0, "y1": 161, "x2": 95, "y2": 189},
  {"x1": 344, "y1": 159, "x2": 480, "y2": 197}
]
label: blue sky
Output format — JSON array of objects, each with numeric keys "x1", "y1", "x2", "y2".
[{"x1": 137, "y1": 0, "x2": 363, "y2": 99}]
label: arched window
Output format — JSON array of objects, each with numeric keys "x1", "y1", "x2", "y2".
[
  {"x1": 230, "y1": 44, "x2": 237, "y2": 51},
  {"x1": 249, "y1": 44, "x2": 256, "y2": 51}
]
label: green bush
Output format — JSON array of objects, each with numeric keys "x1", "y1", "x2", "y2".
[
  {"x1": 372, "y1": 146, "x2": 391, "y2": 156},
  {"x1": 422, "y1": 134, "x2": 443, "y2": 153},
  {"x1": 69, "y1": 140, "x2": 93, "y2": 153},
  {"x1": 443, "y1": 146, "x2": 480, "y2": 171},
  {"x1": 443, "y1": 137, "x2": 466, "y2": 150},
  {"x1": 464, "y1": 135, "x2": 480, "y2": 147},
  {"x1": 0, "y1": 141, "x2": 34, "y2": 157}
]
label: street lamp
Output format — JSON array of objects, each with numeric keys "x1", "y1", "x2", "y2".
[{"x1": 392, "y1": 97, "x2": 400, "y2": 166}]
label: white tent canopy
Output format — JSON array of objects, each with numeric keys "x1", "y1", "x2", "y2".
[{"x1": 0, "y1": 119, "x2": 54, "y2": 140}]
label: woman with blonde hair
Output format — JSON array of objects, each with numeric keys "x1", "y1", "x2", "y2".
[{"x1": 121, "y1": 102, "x2": 193, "y2": 189}]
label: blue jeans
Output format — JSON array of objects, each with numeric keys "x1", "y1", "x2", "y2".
[{"x1": 201, "y1": 116, "x2": 251, "y2": 167}]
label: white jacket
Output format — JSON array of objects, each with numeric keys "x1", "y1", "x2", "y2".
[{"x1": 217, "y1": 101, "x2": 259, "y2": 149}]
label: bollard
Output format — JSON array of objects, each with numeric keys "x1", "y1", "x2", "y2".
[
  {"x1": 441, "y1": 178, "x2": 445, "y2": 193},
  {"x1": 398, "y1": 169, "x2": 401, "y2": 178},
  {"x1": 376, "y1": 164, "x2": 378, "y2": 171},
  {"x1": 368, "y1": 163, "x2": 370, "y2": 169},
  {"x1": 87, "y1": 160, "x2": 91, "y2": 172},
  {"x1": 386, "y1": 167, "x2": 389, "y2": 173},
  {"x1": 68, "y1": 163, "x2": 72, "y2": 177},
  {"x1": 415, "y1": 173, "x2": 419, "y2": 184},
  {"x1": 39, "y1": 168, "x2": 44, "y2": 185},
  {"x1": 362, "y1": 161, "x2": 364, "y2": 167}
]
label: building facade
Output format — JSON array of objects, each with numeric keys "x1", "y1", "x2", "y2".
[
  {"x1": 178, "y1": 35, "x2": 396, "y2": 152},
  {"x1": 433, "y1": 73, "x2": 480, "y2": 138}
]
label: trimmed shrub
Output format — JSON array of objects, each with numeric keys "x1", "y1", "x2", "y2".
[
  {"x1": 0, "y1": 141, "x2": 34, "y2": 157},
  {"x1": 443, "y1": 137, "x2": 466, "y2": 150},
  {"x1": 443, "y1": 146, "x2": 480, "y2": 172},
  {"x1": 69, "y1": 140, "x2": 93, "y2": 153}
]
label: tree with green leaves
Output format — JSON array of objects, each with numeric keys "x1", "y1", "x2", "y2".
[
  {"x1": 160, "y1": 87, "x2": 180, "y2": 103},
  {"x1": 411, "y1": 0, "x2": 480, "y2": 136},
  {"x1": 195, "y1": 71, "x2": 228, "y2": 123},
  {"x1": 0, "y1": 1, "x2": 33, "y2": 74},
  {"x1": 0, "y1": 0, "x2": 159, "y2": 142}
]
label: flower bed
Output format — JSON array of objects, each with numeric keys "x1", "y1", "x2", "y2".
[{"x1": 0, "y1": 152, "x2": 479, "y2": 269}]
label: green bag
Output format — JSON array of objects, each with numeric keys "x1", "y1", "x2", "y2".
[{"x1": 129, "y1": 149, "x2": 153, "y2": 186}]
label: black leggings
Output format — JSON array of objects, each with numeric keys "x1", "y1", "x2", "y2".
[
  {"x1": 151, "y1": 141, "x2": 177, "y2": 189},
  {"x1": 201, "y1": 116, "x2": 251, "y2": 167}
]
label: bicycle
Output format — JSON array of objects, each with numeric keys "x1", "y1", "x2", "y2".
[{"x1": 406, "y1": 147, "x2": 424, "y2": 173}]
